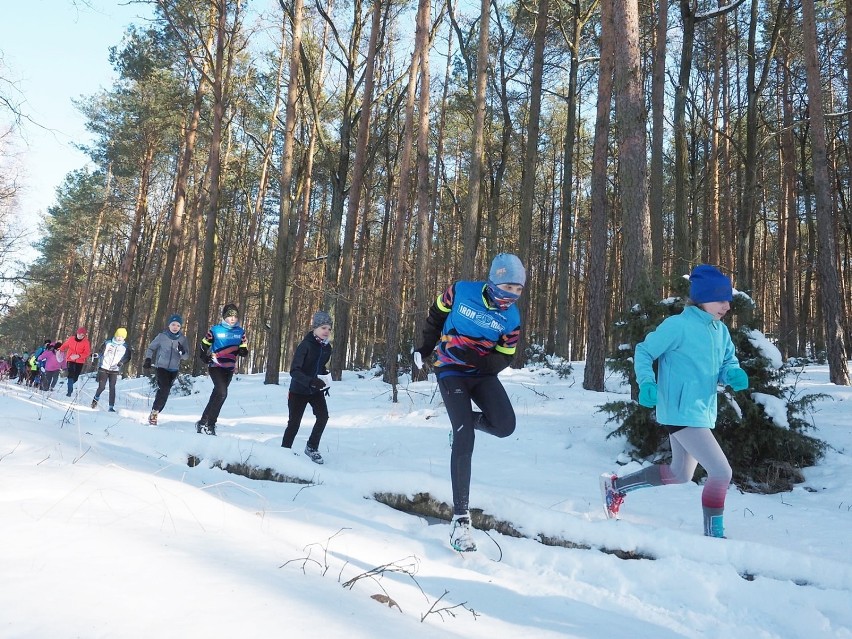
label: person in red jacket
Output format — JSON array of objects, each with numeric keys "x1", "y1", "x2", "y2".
[{"x1": 59, "y1": 327, "x2": 92, "y2": 397}]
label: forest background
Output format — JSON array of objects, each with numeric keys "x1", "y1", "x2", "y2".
[{"x1": 0, "y1": 0, "x2": 850, "y2": 393}]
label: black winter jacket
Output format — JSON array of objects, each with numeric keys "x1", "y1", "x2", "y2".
[{"x1": 288, "y1": 332, "x2": 332, "y2": 395}]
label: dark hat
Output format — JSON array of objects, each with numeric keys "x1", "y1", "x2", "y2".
[
  {"x1": 167, "y1": 313, "x2": 183, "y2": 326},
  {"x1": 488, "y1": 253, "x2": 526, "y2": 286},
  {"x1": 689, "y1": 264, "x2": 733, "y2": 304},
  {"x1": 311, "y1": 311, "x2": 333, "y2": 330},
  {"x1": 222, "y1": 303, "x2": 239, "y2": 319}
]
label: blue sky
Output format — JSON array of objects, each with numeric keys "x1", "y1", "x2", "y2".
[{"x1": 1, "y1": 0, "x2": 151, "y2": 239}]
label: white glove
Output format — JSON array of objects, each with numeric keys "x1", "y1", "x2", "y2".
[{"x1": 413, "y1": 351, "x2": 423, "y2": 370}]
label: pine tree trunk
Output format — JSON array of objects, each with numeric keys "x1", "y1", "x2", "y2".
[
  {"x1": 705, "y1": 12, "x2": 723, "y2": 267},
  {"x1": 514, "y1": 0, "x2": 550, "y2": 365},
  {"x1": 193, "y1": 0, "x2": 236, "y2": 376},
  {"x1": 461, "y1": 0, "x2": 491, "y2": 279},
  {"x1": 779, "y1": 56, "x2": 799, "y2": 358},
  {"x1": 801, "y1": 0, "x2": 851, "y2": 385},
  {"x1": 649, "y1": 0, "x2": 667, "y2": 284},
  {"x1": 555, "y1": 3, "x2": 592, "y2": 357},
  {"x1": 672, "y1": 0, "x2": 696, "y2": 274},
  {"x1": 412, "y1": 0, "x2": 432, "y2": 382},
  {"x1": 265, "y1": 0, "x2": 305, "y2": 384},
  {"x1": 240, "y1": 31, "x2": 286, "y2": 321},
  {"x1": 110, "y1": 145, "x2": 154, "y2": 330},
  {"x1": 612, "y1": 0, "x2": 652, "y2": 301},
  {"x1": 583, "y1": 0, "x2": 614, "y2": 392},
  {"x1": 154, "y1": 60, "x2": 209, "y2": 334},
  {"x1": 77, "y1": 168, "x2": 112, "y2": 329},
  {"x1": 383, "y1": 0, "x2": 427, "y2": 395},
  {"x1": 322, "y1": 0, "x2": 361, "y2": 309},
  {"x1": 331, "y1": 0, "x2": 382, "y2": 380}
]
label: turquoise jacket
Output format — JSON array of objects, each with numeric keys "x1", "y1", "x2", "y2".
[{"x1": 634, "y1": 305, "x2": 743, "y2": 428}]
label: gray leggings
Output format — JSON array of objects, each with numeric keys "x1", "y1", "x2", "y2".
[{"x1": 615, "y1": 427, "x2": 732, "y2": 510}]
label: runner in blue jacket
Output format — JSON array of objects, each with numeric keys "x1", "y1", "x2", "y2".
[
  {"x1": 414, "y1": 253, "x2": 525, "y2": 552},
  {"x1": 600, "y1": 264, "x2": 749, "y2": 538},
  {"x1": 195, "y1": 304, "x2": 248, "y2": 435}
]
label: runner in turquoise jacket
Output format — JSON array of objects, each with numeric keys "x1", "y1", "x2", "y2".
[
  {"x1": 600, "y1": 264, "x2": 749, "y2": 539},
  {"x1": 634, "y1": 304, "x2": 740, "y2": 428}
]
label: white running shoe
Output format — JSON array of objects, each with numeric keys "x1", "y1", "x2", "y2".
[
  {"x1": 449, "y1": 513, "x2": 477, "y2": 552},
  {"x1": 304, "y1": 445, "x2": 324, "y2": 464}
]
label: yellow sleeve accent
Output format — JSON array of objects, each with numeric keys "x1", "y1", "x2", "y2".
[
  {"x1": 495, "y1": 344, "x2": 516, "y2": 356},
  {"x1": 436, "y1": 294, "x2": 451, "y2": 313}
]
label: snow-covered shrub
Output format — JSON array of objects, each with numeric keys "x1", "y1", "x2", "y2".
[
  {"x1": 147, "y1": 372, "x2": 194, "y2": 396},
  {"x1": 524, "y1": 343, "x2": 573, "y2": 378}
]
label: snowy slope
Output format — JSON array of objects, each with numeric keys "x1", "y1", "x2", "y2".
[{"x1": 1, "y1": 362, "x2": 850, "y2": 638}]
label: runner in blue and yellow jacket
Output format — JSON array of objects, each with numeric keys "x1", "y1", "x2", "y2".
[
  {"x1": 195, "y1": 303, "x2": 248, "y2": 436},
  {"x1": 414, "y1": 253, "x2": 525, "y2": 552}
]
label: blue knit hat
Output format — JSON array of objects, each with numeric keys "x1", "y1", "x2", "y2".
[
  {"x1": 167, "y1": 314, "x2": 183, "y2": 326},
  {"x1": 689, "y1": 265, "x2": 733, "y2": 303},
  {"x1": 488, "y1": 253, "x2": 526, "y2": 286}
]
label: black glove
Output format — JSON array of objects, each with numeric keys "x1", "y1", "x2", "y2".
[
  {"x1": 176, "y1": 343, "x2": 186, "y2": 356},
  {"x1": 309, "y1": 378, "x2": 327, "y2": 391},
  {"x1": 237, "y1": 346, "x2": 248, "y2": 357},
  {"x1": 462, "y1": 348, "x2": 511, "y2": 375},
  {"x1": 198, "y1": 344, "x2": 211, "y2": 363},
  {"x1": 143, "y1": 358, "x2": 152, "y2": 370},
  {"x1": 461, "y1": 348, "x2": 487, "y2": 366},
  {"x1": 92, "y1": 353, "x2": 99, "y2": 361}
]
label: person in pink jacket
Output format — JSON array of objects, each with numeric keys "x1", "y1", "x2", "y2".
[{"x1": 37, "y1": 341, "x2": 65, "y2": 391}]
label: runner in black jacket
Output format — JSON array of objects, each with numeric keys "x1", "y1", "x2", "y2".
[{"x1": 281, "y1": 311, "x2": 333, "y2": 464}]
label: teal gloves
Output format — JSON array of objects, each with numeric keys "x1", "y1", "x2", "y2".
[
  {"x1": 638, "y1": 382, "x2": 658, "y2": 407},
  {"x1": 726, "y1": 368, "x2": 749, "y2": 391}
]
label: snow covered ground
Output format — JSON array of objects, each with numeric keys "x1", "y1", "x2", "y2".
[{"x1": 1, "y1": 361, "x2": 850, "y2": 638}]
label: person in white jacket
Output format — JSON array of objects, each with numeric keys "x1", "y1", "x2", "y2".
[{"x1": 91, "y1": 328, "x2": 132, "y2": 412}]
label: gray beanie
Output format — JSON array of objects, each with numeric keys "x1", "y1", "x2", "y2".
[
  {"x1": 311, "y1": 311, "x2": 333, "y2": 329},
  {"x1": 488, "y1": 253, "x2": 526, "y2": 286}
]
